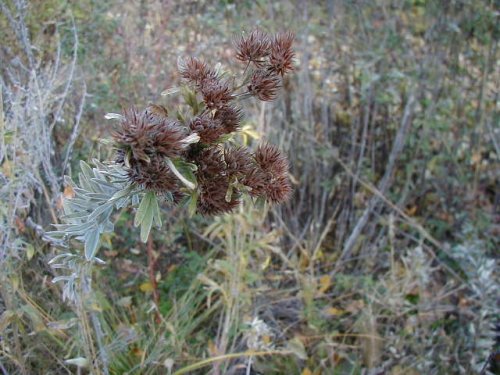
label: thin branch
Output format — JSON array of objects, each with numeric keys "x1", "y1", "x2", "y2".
[
  {"x1": 340, "y1": 93, "x2": 416, "y2": 263},
  {"x1": 62, "y1": 81, "x2": 86, "y2": 176},
  {"x1": 49, "y1": 13, "x2": 78, "y2": 134},
  {"x1": 147, "y1": 234, "x2": 161, "y2": 323}
]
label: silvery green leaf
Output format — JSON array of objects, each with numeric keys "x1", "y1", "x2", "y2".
[
  {"x1": 161, "y1": 86, "x2": 180, "y2": 96},
  {"x1": 90, "y1": 177, "x2": 116, "y2": 190},
  {"x1": 64, "y1": 357, "x2": 89, "y2": 368},
  {"x1": 88, "y1": 203, "x2": 112, "y2": 222},
  {"x1": 152, "y1": 193, "x2": 162, "y2": 228},
  {"x1": 48, "y1": 253, "x2": 74, "y2": 264},
  {"x1": 115, "y1": 196, "x2": 131, "y2": 209},
  {"x1": 61, "y1": 210, "x2": 90, "y2": 221},
  {"x1": 110, "y1": 185, "x2": 133, "y2": 201},
  {"x1": 86, "y1": 192, "x2": 110, "y2": 200},
  {"x1": 134, "y1": 192, "x2": 152, "y2": 227},
  {"x1": 93, "y1": 257, "x2": 106, "y2": 265},
  {"x1": 104, "y1": 112, "x2": 124, "y2": 120},
  {"x1": 132, "y1": 194, "x2": 140, "y2": 206},
  {"x1": 166, "y1": 158, "x2": 196, "y2": 189},
  {"x1": 84, "y1": 228, "x2": 100, "y2": 260},
  {"x1": 102, "y1": 220, "x2": 114, "y2": 233},
  {"x1": 79, "y1": 161, "x2": 93, "y2": 179},
  {"x1": 65, "y1": 222, "x2": 96, "y2": 236},
  {"x1": 52, "y1": 276, "x2": 73, "y2": 283},
  {"x1": 187, "y1": 190, "x2": 198, "y2": 217},
  {"x1": 47, "y1": 318, "x2": 78, "y2": 330},
  {"x1": 140, "y1": 209, "x2": 154, "y2": 243},
  {"x1": 78, "y1": 173, "x2": 92, "y2": 192}
]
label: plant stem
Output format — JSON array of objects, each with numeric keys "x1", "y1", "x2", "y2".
[{"x1": 147, "y1": 234, "x2": 161, "y2": 323}]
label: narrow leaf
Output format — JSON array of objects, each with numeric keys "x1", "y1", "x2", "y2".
[
  {"x1": 84, "y1": 228, "x2": 100, "y2": 260},
  {"x1": 140, "y1": 210, "x2": 154, "y2": 243},
  {"x1": 134, "y1": 192, "x2": 152, "y2": 227}
]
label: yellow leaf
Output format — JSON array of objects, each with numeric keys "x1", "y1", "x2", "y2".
[
  {"x1": 325, "y1": 307, "x2": 345, "y2": 316},
  {"x1": 63, "y1": 184, "x2": 75, "y2": 199},
  {"x1": 1, "y1": 160, "x2": 12, "y2": 178},
  {"x1": 207, "y1": 339, "x2": 218, "y2": 356},
  {"x1": 286, "y1": 337, "x2": 307, "y2": 360},
  {"x1": 139, "y1": 282, "x2": 154, "y2": 293},
  {"x1": 301, "y1": 368, "x2": 313, "y2": 375},
  {"x1": 261, "y1": 255, "x2": 271, "y2": 270},
  {"x1": 11, "y1": 275, "x2": 19, "y2": 291},
  {"x1": 318, "y1": 275, "x2": 331, "y2": 294},
  {"x1": 26, "y1": 244, "x2": 35, "y2": 260},
  {"x1": 262, "y1": 335, "x2": 272, "y2": 345}
]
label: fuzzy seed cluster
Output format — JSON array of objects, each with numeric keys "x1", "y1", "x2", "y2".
[{"x1": 112, "y1": 29, "x2": 295, "y2": 215}]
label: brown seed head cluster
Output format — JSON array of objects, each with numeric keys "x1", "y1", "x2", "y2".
[
  {"x1": 269, "y1": 31, "x2": 295, "y2": 76},
  {"x1": 234, "y1": 29, "x2": 271, "y2": 67},
  {"x1": 179, "y1": 57, "x2": 214, "y2": 85},
  {"x1": 248, "y1": 70, "x2": 281, "y2": 101},
  {"x1": 113, "y1": 108, "x2": 186, "y2": 162},
  {"x1": 188, "y1": 144, "x2": 291, "y2": 215},
  {"x1": 188, "y1": 104, "x2": 242, "y2": 145},
  {"x1": 113, "y1": 107, "x2": 188, "y2": 196},
  {"x1": 200, "y1": 77, "x2": 233, "y2": 110},
  {"x1": 112, "y1": 29, "x2": 295, "y2": 215},
  {"x1": 234, "y1": 29, "x2": 295, "y2": 99}
]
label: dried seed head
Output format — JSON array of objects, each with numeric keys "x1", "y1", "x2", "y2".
[
  {"x1": 113, "y1": 108, "x2": 153, "y2": 162},
  {"x1": 127, "y1": 155, "x2": 181, "y2": 195},
  {"x1": 113, "y1": 108, "x2": 187, "y2": 162},
  {"x1": 264, "y1": 174, "x2": 292, "y2": 203},
  {"x1": 248, "y1": 70, "x2": 282, "y2": 101},
  {"x1": 197, "y1": 176, "x2": 240, "y2": 215},
  {"x1": 194, "y1": 147, "x2": 226, "y2": 178},
  {"x1": 235, "y1": 29, "x2": 271, "y2": 67},
  {"x1": 193, "y1": 148, "x2": 240, "y2": 215},
  {"x1": 151, "y1": 119, "x2": 188, "y2": 158},
  {"x1": 179, "y1": 57, "x2": 214, "y2": 85},
  {"x1": 214, "y1": 105, "x2": 242, "y2": 134},
  {"x1": 250, "y1": 143, "x2": 292, "y2": 203},
  {"x1": 189, "y1": 114, "x2": 224, "y2": 144},
  {"x1": 269, "y1": 31, "x2": 295, "y2": 76},
  {"x1": 224, "y1": 146, "x2": 254, "y2": 177},
  {"x1": 200, "y1": 77, "x2": 233, "y2": 110},
  {"x1": 241, "y1": 167, "x2": 268, "y2": 198},
  {"x1": 254, "y1": 143, "x2": 289, "y2": 176}
]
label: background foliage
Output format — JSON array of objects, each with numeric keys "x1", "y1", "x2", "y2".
[{"x1": 1, "y1": 0, "x2": 498, "y2": 374}]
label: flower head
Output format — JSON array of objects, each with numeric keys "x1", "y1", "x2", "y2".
[
  {"x1": 254, "y1": 142, "x2": 289, "y2": 176},
  {"x1": 224, "y1": 146, "x2": 254, "y2": 177},
  {"x1": 269, "y1": 31, "x2": 295, "y2": 76},
  {"x1": 248, "y1": 70, "x2": 281, "y2": 101},
  {"x1": 234, "y1": 29, "x2": 271, "y2": 68},
  {"x1": 127, "y1": 155, "x2": 182, "y2": 197},
  {"x1": 193, "y1": 148, "x2": 240, "y2": 215},
  {"x1": 251, "y1": 143, "x2": 292, "y2": 203},
  {"x1": 189, "y1": 114, "x2": 223, "y2": 144},
  {"x1": 214, "y1": 105, "x2": 242, "y2": 134},
  {"x1": 179, "y1": 57, "x2": 215, "y2": 85},
  {"x1": 113, "y1": 108, "x2": 186, "y2": 162},
  {"x1": 200, "y1": 77, "x2": 233, "y2": 110}
]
